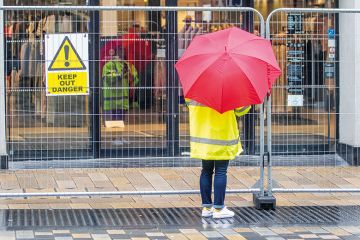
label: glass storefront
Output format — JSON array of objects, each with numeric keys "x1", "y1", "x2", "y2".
[
  {"x1": 3, "y1": 0, "x2": 338, "y2": 163},
  {"x1": 265, "y1": 1, "x2": 338, "y2": 154}
]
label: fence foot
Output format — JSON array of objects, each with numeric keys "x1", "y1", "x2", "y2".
[
  {"x1": 0, "y1": 155, "x2": 8, "y2": 169},
  {"x1": 253, "y1": 191, "x2": 276, "y2": 210}
]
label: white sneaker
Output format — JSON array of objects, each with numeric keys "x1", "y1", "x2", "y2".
[
  {"x1": 201, "y1": 207, "x2": 214, "y2": 217},
  {"x1": 212, "y1": 206, "x2": 235, "y2": 219}
]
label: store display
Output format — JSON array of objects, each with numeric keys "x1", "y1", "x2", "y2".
[
  {"x1": 102, "y1": 47, "x2": 139, "y2": 122},
  {"x1": 286, "y1": 13, "x2": 305, "y2": 107},
  {"x1": 6, "y1": 10, "x2": 88, "y2": 127}
]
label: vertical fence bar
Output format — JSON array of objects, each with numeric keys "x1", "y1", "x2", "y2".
[
  {"x1": 243, "y1": 0, "x2": 256, "y2": 155},
  {"x1": 253, "y1": 10, "x2": 269, "y2": 209},
  {"x1": 259, "y1": 10, "x2": 266, "y2": 198},
  {"x1": 265, "y1": 9, "x2": 273, "y2": 199},
  {"x1": 267, "y1": 95, "x2": 273, "y2": 196},
  {"x1": 335, "y1": 11, "x2": 340, "y2": 152},
  {"x1": 259, "y1": 7, "x2": 266, "y2": 196},
  {"x1": 89, "y1": 0, "x2": 100, "y2": 159},
  {"x1": 165, "y1": 1, "x2": 179, "y2": 156},
  {"x1": 0, "y1": 0, "x2": 8, "y2": 169},
  {"x1": 259, "y1": 103, "x2": 265, "y2": 196}
]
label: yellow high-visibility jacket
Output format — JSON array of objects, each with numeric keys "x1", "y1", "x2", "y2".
[{"x1": 186, "y1": 99, "x2": 251, "y2": 160}]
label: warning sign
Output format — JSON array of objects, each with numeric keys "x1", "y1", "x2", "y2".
[
  {"x1": 45, "y1": 34, "x2": 89, "y2": 96},
  {"x1": 48, "y1": 36, "x2": 86, "y2": 71}
]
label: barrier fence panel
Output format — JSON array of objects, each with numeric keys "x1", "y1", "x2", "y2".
[
  {"x1": 1, "y1": 6, "x2": 265, "y2": 197},
  {"x1": 266, "y1": 8, "x2": 360, "y2": 196}
]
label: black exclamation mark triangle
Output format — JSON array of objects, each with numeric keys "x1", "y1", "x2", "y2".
[
  {"x1": 64, "y1": 45, "x2": 70, "y2": 67},
  {"x1": 48, "y1": 36, "x2": 86, "y2": 71}
]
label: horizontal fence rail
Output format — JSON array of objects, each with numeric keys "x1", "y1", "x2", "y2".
[
  {"x1": 0, "y1": 189, "x2": 260, "y2": 198},
  {"x1": 2, "y1": 188, "x2": 360, "y2": 199}
]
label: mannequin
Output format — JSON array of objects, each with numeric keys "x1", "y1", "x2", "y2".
[
  {"x1": 102, "y1": 47, "x2": 138, "y2": 124},
  {"x1": 178, "y1": 15, "x2": 193, "y2": 56}
]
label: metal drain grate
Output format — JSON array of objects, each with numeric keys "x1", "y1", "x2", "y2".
[{"x1": 2, "y1": 206, "x2": 360, "y2": 230}]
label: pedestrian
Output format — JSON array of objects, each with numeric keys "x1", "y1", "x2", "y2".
[{"x1": 186, "y1": 99, "x2": 251, "y2": 218}]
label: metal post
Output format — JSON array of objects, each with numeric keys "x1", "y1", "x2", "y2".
[
  {"x1": 253, "y1": 9, "x2": 278, "y2": 209},
  {"x1": 0, "y1": 0, "x2": 8, "y2": 169},
  {"x1": 148, "y1": 0, "x2": 161, "y2": 32},
  {"x1": 249, "y1": 0, "x2": 274, "y2": 209},
  {"x1": 335, "y1": 9, "x2": 340, "y2": 154},
  {"x1": 267, "y1": 94, "x2": 273, "y2": 197},
  {"x1": 253, "y1": 97, "x2": 275, "y2": 210},
  {"x1": 89, "y1": 0, "x2": 101, "y2": 159},
  {"x1": 165, "y1": 0, "x2": 179, "y2": 156},
  {"x1": 242, "y1": 0, "x2": 254, "y2": 31},
  {"x1": 242, "y1": 0, "x2": 256, "y2": 155},
  {"x1": 260, "y1": 103, "x2": 265, "y2": 196}
]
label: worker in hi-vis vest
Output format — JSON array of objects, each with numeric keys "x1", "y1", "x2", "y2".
[{"x1": 186, "y1": 99, "x2": 251, "y2": 219}]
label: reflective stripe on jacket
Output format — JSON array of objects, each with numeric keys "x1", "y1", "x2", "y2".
[{"x1": 186, "y1": 99, "x2": 250, "y2": 160}]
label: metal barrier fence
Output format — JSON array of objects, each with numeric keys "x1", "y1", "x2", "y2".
[
  {"x1": 265, "y1": 8, "x2": 360, "y2": 197},
  {"x1": 3, "y1": 6, "x2": 360, "y2": 207},
  {"x1": 0, "y1": 6, "x2": 267, "y2": 198}
]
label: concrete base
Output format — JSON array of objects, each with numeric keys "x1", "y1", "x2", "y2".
[
  {"x1": 253, "y1": 192, "x2": 276, "y2": 210},
  {"x1": 1, "y1": 155, "x2": 8, "y2": 169},
  {"x1": 338, "y1": 143, "x2": 360, "y2": 166}
]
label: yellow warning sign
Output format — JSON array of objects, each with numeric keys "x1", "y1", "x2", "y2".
[
  {"x1": 47, "y1": 72, "x2": 88, "y2": 95},
  {"x1": 45, "y1": 34, "x2": 89, "y2": 96},
  {"x1": 48, "y1": 36, "x2": 86, "y2": 71}
]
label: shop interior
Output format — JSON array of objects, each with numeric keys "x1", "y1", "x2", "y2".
[{"x1": 4, "y1": 0, "x2": 338, "y2": 158}]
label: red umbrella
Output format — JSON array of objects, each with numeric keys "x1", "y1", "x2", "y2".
[{"x1": 175, "y1": 27, "x2": 281, "y2": 113}]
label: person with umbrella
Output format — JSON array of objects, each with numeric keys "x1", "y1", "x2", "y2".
[
  {"x1": 186, "y1": 99, "x2": 251, "y2": 218},
  {"x1": 175, "y1": 27, "x2": 281, "y2": 218}
]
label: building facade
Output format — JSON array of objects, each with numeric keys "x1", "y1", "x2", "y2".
[{"x1": 4, "y1": 0, "x2": 359, "y2": 169}]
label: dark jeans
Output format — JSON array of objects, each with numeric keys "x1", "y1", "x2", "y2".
[{"x1": 200, "y1": 160, "x2": 229, "y2": 209}]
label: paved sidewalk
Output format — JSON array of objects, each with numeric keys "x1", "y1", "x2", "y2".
[
  {"x1": 0, "y1": 167, "x2": 360, "y2": 239},
  {"x1": 0, "y1": 167, "x2": 360, "y2": 209},
  {"x1": 2, "y1": 225, "x2": 360, "y2": 240}
]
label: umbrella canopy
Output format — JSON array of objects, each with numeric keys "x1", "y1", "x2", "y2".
[{"x1": 175, "y1": 27, "x2": 281, "y2": 113}]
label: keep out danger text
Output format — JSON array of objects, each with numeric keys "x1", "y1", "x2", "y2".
[{"x1": 47, "y1": 71, "x2": 88, "y2": 95}]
